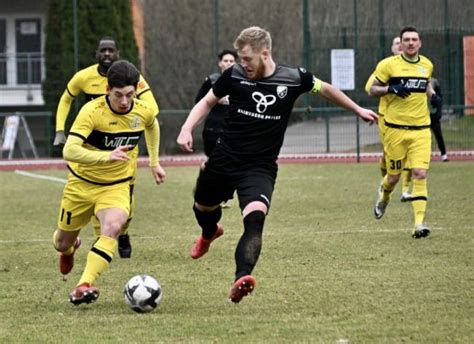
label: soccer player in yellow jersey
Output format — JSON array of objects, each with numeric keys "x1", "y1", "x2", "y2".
[
  {"x1": 365, "y1": 36, "x2": 402, "y2": 178},
  {"x1": 369, "y1": 26, "x2": 440, "y2": 238},
  {"x1": 54, "y1": 37, "x2": 159, "y2": 258},
  {"x1": 366, "y1": 37, "x2": 413, "y2": 202},
  {"x1": 52, "y1": 60, "x2": 166, "y2": 305}
]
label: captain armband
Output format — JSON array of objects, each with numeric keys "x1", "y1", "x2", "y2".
[{"x1": 310, "y1": 77, "x2": 322, "y2": 95}]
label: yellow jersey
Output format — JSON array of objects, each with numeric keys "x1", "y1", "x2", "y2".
[
  {"x1": 56, "y1": 64, "x2": 158, "y2": 131},
  {"x1": 66, "y1": 96, "x2": 158, "y2": 185},
  {"x1": 374, "y1": 54, "x2": 433, "y2": 126}
]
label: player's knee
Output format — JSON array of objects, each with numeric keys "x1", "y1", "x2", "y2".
[
  {"x1": 194, "y1": 202, "x2": 220, "y2": 212},
  {"x1": 243, "y1": 210, "x2": 266, "y2": 229},
  {"x1": 387, "y1": 174, "x2": 400, "y2": 185},
  {"x1": 100, "y1": 219, "x2": 126, "y2": 238},
  {"x1": 242, "y1": 201, "x2": 267, "y2": 217},
  {"x1": 412, "y1": 168, "x2": 427, "y2": 179},
  {"x1": 53, "y1": 229, "x2": 77, "y2": 252},
  {"x1": 193, "y1": 203, "x2": 222, "y2": 227}
]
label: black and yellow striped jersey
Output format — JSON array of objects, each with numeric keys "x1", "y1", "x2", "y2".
[
  {"x1": 56, "y1": 64, "x2": 158, "y2": 131},
  {"x1": 374, "y1": 54, "x2": 433, "y2": 126},
  {"x1": 66, "y1": 95, "x2": 157, "y2": 185}
]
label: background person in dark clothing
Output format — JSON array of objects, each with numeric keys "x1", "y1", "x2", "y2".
[
  {"x1": 195, "y1": 49, "x2": 237, "y2": 156},
  {"x1": 430, "y1": 77, "x2": 448, "y2": 161}
]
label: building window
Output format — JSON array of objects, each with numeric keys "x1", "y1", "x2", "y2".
[
  {"x1": 0, "y1": 16, "x2": 43, "y2": 87},
  {"x1": 15, "y1": 18, "x2": 42, "y2": 84}
]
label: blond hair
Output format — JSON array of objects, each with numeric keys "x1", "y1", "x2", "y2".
[{"x1": 233, "y1": 26, "x2": 272, "y2": 52}]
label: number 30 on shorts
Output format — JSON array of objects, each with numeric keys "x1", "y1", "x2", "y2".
[{"x1": 389, "y1": 159, "x2": 402, "y2": 170}]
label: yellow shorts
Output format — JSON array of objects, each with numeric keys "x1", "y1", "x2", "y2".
[
  {"x1": 384, "y1": 127, "x2": 431, "y2": 175},
  {"x1": 57, "y1": 175, "x2": 131, "y2": 231}
]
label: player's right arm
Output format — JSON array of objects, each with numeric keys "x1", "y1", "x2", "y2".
[
  {"x1": 63, "y1": 136, "x2": 131, "y2": 163},
  {"x1": 63, "y1": 106, "x2": 130, "y2": 164},
  {"x1": 54, "y1": 72, "x2": 83, "y2": 146},
  {"x1": 369, "y1": 58, "x2": 391, "y2": 97},
  {"x1": 365, "y1": 73, "x2": 376, "y2": 95},
  {"x1": 177, "y1": 89, "x2": 219, "y2": 152}
]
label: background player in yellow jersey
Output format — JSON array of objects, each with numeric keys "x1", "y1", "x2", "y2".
[
  {"x1": 365, "y1": 36, "x2": 402, "y2": 177},
  {"x1": 54, "y1": 37, "x2": 159, "y2": 258},
  {"x1": 369, "y1": 26, "x2": 440, "y2": 238},
  {"x1": 366, "y1": 37, "x2": 413, "y2": 202},
  {"x1": 53, "y1": 60, "x2": 166, "y2": 305}
]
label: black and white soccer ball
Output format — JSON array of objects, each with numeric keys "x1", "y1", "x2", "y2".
[{"x1": 124, "y1": 274, "x2": 162, "y2": 313}]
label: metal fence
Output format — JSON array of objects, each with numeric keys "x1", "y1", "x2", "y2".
[
  {"x1": 1, "y1": 105, "x2": 473, "y2": 160},
  {"x1": 2, "y1": 1, "x2": 474, "y2": 159}
]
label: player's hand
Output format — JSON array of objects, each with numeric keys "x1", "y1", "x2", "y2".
[
  {"x1": 357, "y1": 108, "x2": 378, "y2": 125},
  {"x1": 53, "y1": 131, "x2": 67, "y2": 146},
  {"x1": 177, "y1": 129, "x2": 194, "y2": 153},
  {"x1": 151, "y1": 164, "x2": 166, "y2": 185},
  {"x1": 109, "y1": 145, "x2": 132, "y2": 161},
  {"x1": 430, "y1": 93, "x2": 442, "y2": 108},
  {"x1": 388, "y1": 83, "x2": 411, "y2": 98}
]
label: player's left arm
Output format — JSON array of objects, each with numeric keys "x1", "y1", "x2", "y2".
[
  {"x1": 144, "y1": 117, "x2": 166, "y2": 184},
  {"x1": 136, "y1": 76, "x2": 159, "y2": 116},
  {"x1": 426, "y1": 81, "x2": 436, "y2": 97},
  {"x1": 318, "y1": 81, "x2": 378, "y2": 124}
]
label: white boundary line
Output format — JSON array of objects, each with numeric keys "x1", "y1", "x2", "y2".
[
  {"x1": 14, "y1": 170, "x2": 67, "y2": 184},
  {"x1": 0, "y1": 227, "x2": 447, "y2": 245}
]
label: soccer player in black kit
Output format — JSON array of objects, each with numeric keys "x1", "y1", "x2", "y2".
[{"x1": 177, "y1": 26, "x2": 378, "y2": 303}]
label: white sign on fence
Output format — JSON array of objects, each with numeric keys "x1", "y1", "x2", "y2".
[
  {"x1": 2, "y1": 115, "x2": 20, "y2": 151},
  {"x1": 331, "y1": 49, "x2": 355, "y2": 91}
]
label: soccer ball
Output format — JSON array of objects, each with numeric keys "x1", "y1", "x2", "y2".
[{"x1": 124, "y1": 274, "x2": 162, "y2": 313}]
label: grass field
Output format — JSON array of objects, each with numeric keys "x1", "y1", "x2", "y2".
[{"x1": 0, "y1": 162, "x2": 472, "y2": 343}]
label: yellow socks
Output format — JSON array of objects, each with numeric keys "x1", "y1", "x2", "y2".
[
  {"x1": 401, "y1": 168, "x2": 411, "y2": 194},
  {"x1": 381, "y1": 175, "x2": 395, "y2": 202},
  {"x1": 78, "y1": 235, "x2": 117, "y2": 286},
  {"x1": 411, "y1": 178, "x2": 428, "y2": 226}
]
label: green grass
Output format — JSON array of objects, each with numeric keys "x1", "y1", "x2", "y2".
[{"x1": 0, "y1": 162, "x2": 473, "y2": 343}]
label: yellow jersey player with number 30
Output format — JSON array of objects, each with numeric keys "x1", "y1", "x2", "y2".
[{"x1": 369, "y1": 26, "x2": 439, "y2": 239}]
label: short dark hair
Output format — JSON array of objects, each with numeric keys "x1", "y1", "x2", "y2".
[
  {"x1": 107, "y1": 60, "x2": 140, "y2": 89},
  {"x1": 400, "y1": 26, "x2": 420, "y2": 40},
  {"x1": 218, "y1": 49, "x2": 237, "y2": 61},
  {"x1": 98, "y1": 36, "x2": 119, "y2": 50}
]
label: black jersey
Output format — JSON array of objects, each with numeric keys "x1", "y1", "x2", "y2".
[
  {"x1": 195, "y1": 73, "x2": 227, "y2": 132},
  {"x1": 212, "y1": 64, "x2": 315, "y2": 163}
]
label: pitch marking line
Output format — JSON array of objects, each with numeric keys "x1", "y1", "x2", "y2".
[
  {"x1": 0, "y1": 227, "x2": 447, "y2": 245},
  {"x1": 14, "y1": 170, "x2": 67, "y2": 184}
]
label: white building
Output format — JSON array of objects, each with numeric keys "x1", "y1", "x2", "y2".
[{"x1": 0, "y1": 0, "x2": 49, "y2": 107}]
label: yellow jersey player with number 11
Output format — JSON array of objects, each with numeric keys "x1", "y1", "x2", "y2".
[
  {"x1": 52, "y1": 60, "x2": 166, "y2": 305},
  {"x1": 54, "y1": 37, "x2": 159, "y2": 258}
]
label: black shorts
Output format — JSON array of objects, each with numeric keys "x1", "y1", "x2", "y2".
[{"x1": 194, "y1": 163, "x2": 276, "y2": 211}]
